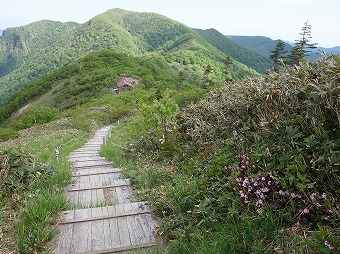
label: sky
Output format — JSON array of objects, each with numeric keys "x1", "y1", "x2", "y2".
[{"x1": 0, "y1": 0, "x2": 339, "y2": 47}]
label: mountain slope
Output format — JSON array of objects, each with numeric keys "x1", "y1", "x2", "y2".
[
  {"x1": 228, "y1": 35, "x2": 340, "y2": 61},
  {"x1": 196, "y1": 29, "x2": 272, "y2": 73},
  {"x1": 0, "y1": 50, "x2": 178, "y2": 123},
  {"x1": 0, "y1": 8, "x2": 258, "y2": 107},
  {"x1": 228, "y1": 35, "x2": 293, "y2": 57}
]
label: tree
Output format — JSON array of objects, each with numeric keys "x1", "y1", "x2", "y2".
[
  {"x1": 288, "y1": 21, "x2": 317, "y2": 65},
  {"x1": 203, "y1": 64, "x2": 213, "y2": 88},
  {"x1": 224, "y1": 56, "x2": 234, "y2": 82},
  {"x1": 270, "y1": 40, "x2": 287, "y2": 68},
  {"x1": 178, "y1": 70, "x2": 185, "y2": 91}
]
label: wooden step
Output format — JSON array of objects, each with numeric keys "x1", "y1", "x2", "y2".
[
  {"x1": 60, "y1": 202, "x2": 150, "y2": 224},
  {"x1": 67, "y1": 179, "x2": 130, "y2": 192},
  {"x1": 72, "y1": 168, "x2": 122, "y2": 177},
  {"x1": 72, "y1": 162, "x2": 112, "y2": 169},
  {"x1": 54, "y1": 202, "x2": 156, "y2": 254}
]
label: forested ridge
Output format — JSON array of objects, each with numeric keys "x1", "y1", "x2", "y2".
[{"x1": 0, "y1": 8, "x2": 258, "y2": 108}]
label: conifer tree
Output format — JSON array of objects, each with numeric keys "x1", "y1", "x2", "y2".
[
  {"x1": 270, "y1": 40, "x2": 288, "y2": 68},
  {"x1": 288, "y1": 21, "x2": 317, "y2": 65},
  {"x1": 224, "y1": 56, "x2": 234, "y2": 82}
]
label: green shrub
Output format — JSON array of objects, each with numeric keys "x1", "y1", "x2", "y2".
[{"x1": 0, "y1": 128, "x2": 18, "y2": 141}]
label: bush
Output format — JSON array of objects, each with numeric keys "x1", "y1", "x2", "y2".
[
  {"x1": 14, "y1": 105, "x2": 60, "y2": 129},
  {"x1": 0, "y1": 128, "x2": 18, "y2": 141}
]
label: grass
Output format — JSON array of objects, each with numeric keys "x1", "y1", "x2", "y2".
[
  {"x1": 101, "y1": 120, "x2": 286, "y2": 253},
  {"x1": 0, "y1": 118, "x2": 93, "y2": 253}
]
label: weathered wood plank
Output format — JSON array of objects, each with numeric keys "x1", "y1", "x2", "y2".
[
  {"x1": 115, "y1": 203, "x2": 131, "y2": 248},
  {"x1": 76, "y1": 242, "x2": 156, "y2": 254},
  {"x1": 107, "y1": 206, "x2": 120, "y2": 249},
  {"x1": 53, "y1": 210, "x2": 74, "y2": 253},
  {"x1": 91, "y1": 207, "x2": 105, "y2": 251},
  {"x1": 67, "y1": 180, "x2": 130, "y2": 192},
  {"x1": 60, "y1": 210, "x2": 151, "y2": 224},
  {"x1": 71, "y1": 209, "x2": 91, "y2": 252},
  {"x1": 115, "y1": 185, "x2": 131, "y2": 204}
]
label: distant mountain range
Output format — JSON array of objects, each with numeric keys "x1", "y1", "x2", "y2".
[
  {"x1": 0, "y1": 29, "x2": 3, "y2": 35},
  {"x1": 1, "y1": 9, "x2": 339, "y2": 109},
  {"x1": 0, "y1": 9, "x2": 260, "y2": 107},
  {"x1": 228, "y1": 35, "x2": 340, "y2": 61}
]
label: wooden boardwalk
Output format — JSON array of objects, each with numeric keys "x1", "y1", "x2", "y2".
[{"x1": 53, "y1": 126, "x2": 156, "y2": 253}]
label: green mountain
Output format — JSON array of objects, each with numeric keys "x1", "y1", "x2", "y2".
[
  {"x1": 0, "y1": 8, "x2": 258, "y2": 107},
  {"x1": 228, "y1": 35, "x2": 293, "y2": 57},
  {"x1": 228, "y1": 35, "x2": 340, "y2": 61},
  {"x1": 195, "y1": 29, "x2": 272, "y2": 73},
  {"x1": 0, "y1": 50, "x2": 180, "y2": 123}
]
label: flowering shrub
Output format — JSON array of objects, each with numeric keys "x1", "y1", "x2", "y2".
[{"x1": 232, "y1": 154, "x2": 339, "y2": 228}]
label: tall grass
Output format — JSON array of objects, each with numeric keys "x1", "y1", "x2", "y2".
[{"x1": 0, "y1": 119, "x2": 92, "y2": 253}]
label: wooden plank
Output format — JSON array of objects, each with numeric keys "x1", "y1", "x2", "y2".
[
  {"x1": 101, "y1": 207, "x2": 112, "y2": 250},
  {"x1": 115, "y1": 203, "x2": 131, "y2": 248},
  {"x1": 53, "y1": 210, "x2": 74, "y2": 253},
  {"x1": 73, "y1": 166, "x2": 119, "y2": 175},
  {"x1": 71, "y1": 208, "x2": 91, "y2": 252},
  {"x1": 76, "y1": 242, "x2": 156, "y2": 254},
  {"x1": 67, "y1": 180, "x2": 130, "y2": 192},
  {"x1": 73, "y1": 160, "x2": 109, "y2": 168},
  {"x1": 107, "y1": 206, "x2": 120, "y2": 249},
  {"x1": 60, "y1": 210, "x2": 151, "y2": 224},
  {"x1": 115, "y1": 186, "x2": 130, "y2": 204},
  {"x1": 91, "y1": 207, "x2": 106, "y2": 251},
  {"x1": 72, "y1": 163, "x2": 112, "y2": 169}
]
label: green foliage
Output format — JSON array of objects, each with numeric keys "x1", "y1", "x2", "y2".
[
  {"x1": 196, "y1": 29, "x2": 272, "y2": 73},
  {"x1": 0, "y1": 149, "x2": 53, "y2": 198},
  {"x1": 0, "y1": 50, "x2": 178, "y2": 124},
  {"x1": 102, "y1": 54, "x2": 340, "y2": 253},
  {"x1": 0, "y1": 127, "x2": 18, "y2": 141},
  {"x1": 15, "y1": 105, "x2": 60, "y2": 129},
  {"x1": 131, "y1": 90, "x2": 179, "y2": 143},
  {"x1": 288, "y1": 21, "x2": 318, "y2": 65},
  {"x1": 270, "y1": 40, "x2": 288, "y2": 68},
  {"x1": 0, "y1": 8, "x2": 259, "y2": 109}
]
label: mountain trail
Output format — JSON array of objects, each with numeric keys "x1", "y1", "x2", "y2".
[{"x1": 53, "y1": 126, "x2": 157, "y2": 253}]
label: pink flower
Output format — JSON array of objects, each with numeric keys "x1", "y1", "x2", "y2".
[
  {"x1": 248, "y1": 186, "x2": 253, "y2": 192},
  {"x1": 324, "y1": 215, "x2": 330, "y2": 221},
  {"x1": 267, "y1": 181, "x2": 272, "y2": 186},
  {"x1": 256, "y1": 199, "x2": 263, "y2": 207},
  {"x1": 253, "y1": 182, "x2": 258, "y2": 186},
  {"x1": 260, "y1": 193, "x2": 265, "y2": 200},
  {"x1": 311, "y1": 193, "x2": 316, "y2": 199},
  {"x1": 241, "y1": 165, "x2": 246, "y2": 169},
  {"x1": 303, "y1": 208, "x2": 310, "y2": 214},
  {"x1": 236, "y1": 178, "x2": 242, "y2": 182},
  {"x1": 261, "y1": 177, "x2": 266, "y2": 181},
  {"x1": 252, "y1": 164, "x2": 256, "y2": 168},
  {"x1": 322, "y1": 193, "x2": 327, "y2": 199},
  {"x1": 290, "y1": 193, "x2": 296, "y2": 198},
  {"x1": 325, "y1": 241, "x2": 334, "y2": 250},
  {"x1": 261, "y1": 187, "x2": 270, "y2": 193},
  {"x1": 256, "y1": 189, "x2": 261, "y2": 195},
  {"x1": 278, "y1": 190, "x2": 285, "y2": 196}
]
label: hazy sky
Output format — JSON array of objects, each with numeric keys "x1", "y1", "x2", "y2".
[{"x1": 0, "y1": 0, "x2": 339, "y2": 47}]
